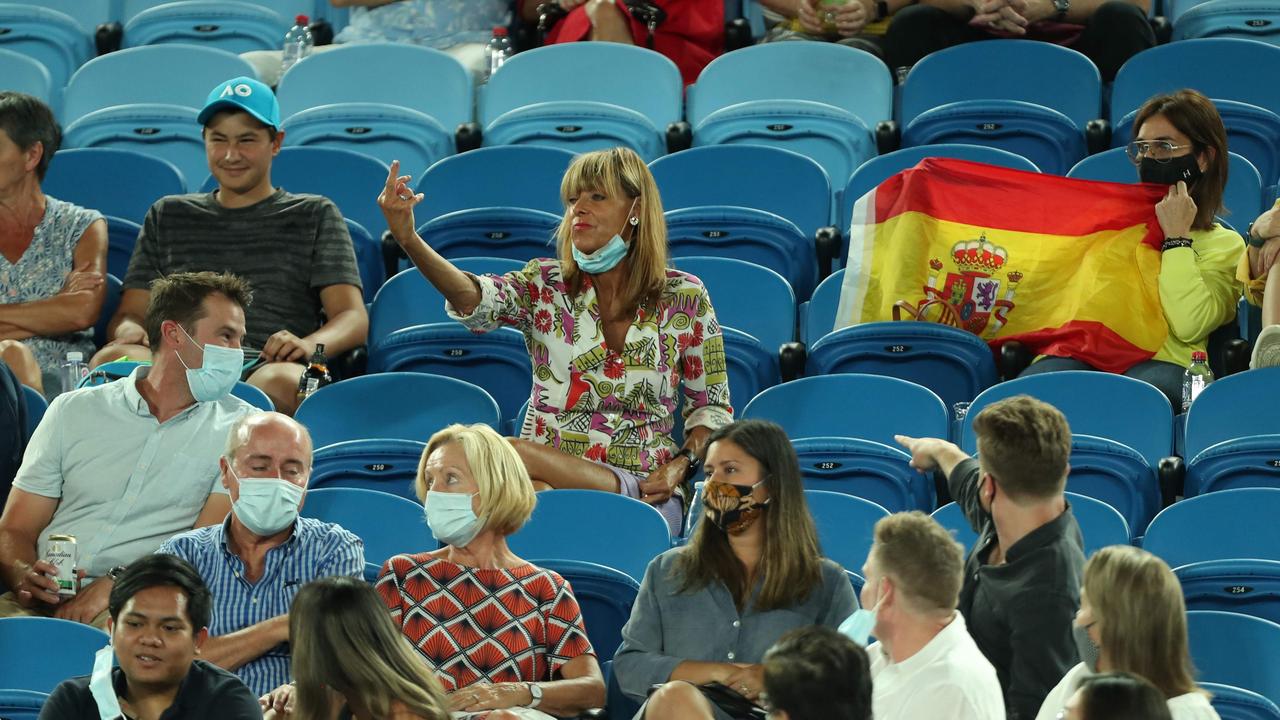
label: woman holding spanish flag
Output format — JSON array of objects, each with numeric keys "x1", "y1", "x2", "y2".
[{"x1": 1021, "y1": 89, "x2": 1244, "y2": 410}]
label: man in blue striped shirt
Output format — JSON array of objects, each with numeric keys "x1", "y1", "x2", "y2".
[{"x1": 158, "y1": 411, "x2": 364, "y2": 696}]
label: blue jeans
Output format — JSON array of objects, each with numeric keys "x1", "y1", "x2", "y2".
[{"x1": 1019, "y1": 356, "x2": 1186, "y2": 411}]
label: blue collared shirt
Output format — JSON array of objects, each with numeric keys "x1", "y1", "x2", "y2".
[{"x1": 158, "y1": 515, "x2": 365, "y2": 695}]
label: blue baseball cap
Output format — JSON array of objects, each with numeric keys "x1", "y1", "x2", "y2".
[{"x1": 197, "y1": 76, "x2": 280, "y2": 129}]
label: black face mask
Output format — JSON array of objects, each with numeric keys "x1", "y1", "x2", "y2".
[{"x1": 1139, "y1": 153, "x2": 1203, "y2": 186}]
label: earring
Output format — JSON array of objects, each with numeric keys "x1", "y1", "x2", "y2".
[{"x1": 629, "y1": 216, "x2": 639, "y2": 226}]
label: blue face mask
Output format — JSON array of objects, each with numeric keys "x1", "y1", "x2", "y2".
[
  {"x1": 425, "y1": 490, "x2": 483, "y2": 548},
  {"x1": 229, "y1": 468, "x2": 304, "y2": 537},
  {"x1": 176, "y1": 324, "x2": 243, "y2": 402},
  {"x1": 839, "y1": 580, "x2": 884, "y2": 647},
  {"x1": 571, "y1": 197, "x2": 639, "y2": 274}
]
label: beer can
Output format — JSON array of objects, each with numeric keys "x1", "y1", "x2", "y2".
[{"x1": 45, "y1": 534, "x2": 78, "y2": 597}]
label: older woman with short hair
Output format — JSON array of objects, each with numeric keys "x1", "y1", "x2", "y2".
[{"x1": 375, "y1": 423, "x2": 605, "y2": 719}]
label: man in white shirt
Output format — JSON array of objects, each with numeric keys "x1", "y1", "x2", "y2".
[
  {"x1": 858, "y1": 511, "x2": 1006, "y2": 720},
  {"x1": 0, "y1": 271, "x2": 255, "y2": 627}
]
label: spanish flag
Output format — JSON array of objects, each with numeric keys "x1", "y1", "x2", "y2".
[{"x1": 836, "y1": 158, "x2": 1168, "y2": 373}]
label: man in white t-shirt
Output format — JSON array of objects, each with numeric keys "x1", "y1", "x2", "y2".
[{"x1": 855, "y1": 511, "x2": 1006, "y2": 720}]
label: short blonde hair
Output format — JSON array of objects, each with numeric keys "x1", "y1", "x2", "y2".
[
  {"x1": 414, "y1": 424, "x2": 536, "y2": 537},
  {"x1": 871, "y1": 511, "x2": 964, "y2": 614},
  {"x1": 556, "y1": 147, "x2": 669, "y2": 317},
  {"x1": 973, "y1": 395, "x2": 1071, "y2": 502}
]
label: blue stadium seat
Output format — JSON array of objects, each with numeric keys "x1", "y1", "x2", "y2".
[
  {"x1": 299, "y1": 487, "x2": 425, "y2": 581},
  {"x1": 295, "y1": 372, "x2": 501, "y2": 448},
  {"x1": 1068, "y1": 148, "x2": 1265, "y2": 230},
  {"x1": 0, "y1": 48, "x2": 53, "y2": 108},
  {"x1": 230, "y1": 381, "x2": 273, "y2": 411},
  {"x1": 742, "y1": 375, "x2": 946, "y2": 510},
  {"x1": 806, "y1": 321, "x2": 999, "y2": 411},
  {"x1": 343, "y1": 218, "x2": 384, "y2": 303},
  {"x1": 367, "y1": 325, "x2": 531, "y2": 423},
  {"x1": 309, "y1": 438, "x2": 427, "y2": 502},
  {"x1": 1144, "y1": 488, "x2": 1280, "y2": 567},
  {"x1": 715, "y1": 327, "x2": 781, "y2": 416},
  {"x1": 799, "y1": 267, "x2": 844, "y2": 347},
  {"x1": 960, "y1": 371, "x2": 1172, "y2": 532},
  {"x1": 1175, "y1": 1, "x2": 1280, "y2": 45},
  {"x1": 671, "y1": 256, "x2": 795, "y2": 352},
  {"x1": 20, "y1": 385, "x2": 46, "y2": 441},
  {"x1": 0, "y1": 617, "x2": 109, "y2": 693},
  {"x1": 29, "y1": 0, "x2": 115, "y2": 33},
  {"x1": 1185, "y1": 368, "x2": 1280, "y2": 495},
  {"x1": 368, "y1": 260, "x2": 524, "y2": 348},
  {"x1": 1187, "y1": 611, "x2": 1280, "y2": 708},
  {"x1": 806, "y1": 489, "x2": 890, "y2": 590},
  {"x1": 94, "y1": 273, "x2": 122, "y2": 349},
  {"x1": 650, "y1": 144, "x2": 834, "y2": 241},
  {"x1": 479, "y1": 43, "x2": 682, "y2": 161},
  {"x1": 901, "y1": 41, "x2": 1100, "y2": 175},
  {"x1": 123, "y1": 1, "x2": 288, "y2": 53},
  {"x1": 413, "y1": 146, "x2": 575, "y2": 264},
  {"x1": 1111, "y1": 39, "x2": 1280, "y2": 194},
  {"x1": 282, "y1": 104, "x2": 453, "y2": 184},
  {"x1": 1202, "y1": 682, "x2": 1280, "y2": 720},
  {"x1": 687, "y1": 43, "x2": 891, "y2": 211},
  {"x1": 931, "y1": 491, "x2": 1132, "y2": 555},
  {"x1": 62, "y1": 45, "x2": 258, "y2": 125},
  {"x1": 63, "y1": 106, "x2": 208, "y2": 197},
  {"x1": 103, "y1": 216, "x2": 140, "y2": 281},
  {"x1": 842, "y1": 144, "x2": 1040, "y2": 236},
  {"x1": 1177, "y1": 560, "x2": 1280, "y2": 625},
  {"x1": 122, "y1": 0, "x2": 314, "y2": 24},
  {"x1": 526, "y1": 558, "x2": 640, "y2": 663},
  {"x1": 506, "y1": 490, "x2": 672, "y2": 583},
  {"x1": 0, "y1": 688, "x2": 47, "y2": 720},
  {"x1": 664, "y1": 206, "x2": 817, "y2": 301},
  {"x1": 0, "y1": 5, "x2": 94, "y2": 99},
  {"x1": 44, "y1": 149, "x2": 187, "y2": 224}
]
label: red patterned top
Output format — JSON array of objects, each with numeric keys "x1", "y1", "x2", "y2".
[{"x1": 376, "y1": 554, "x2": 596, "y2": 691}]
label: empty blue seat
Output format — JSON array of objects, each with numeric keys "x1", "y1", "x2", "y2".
[
  {"x1": 282, "y1": 103, "x2": 453, "y2": 184},
  {"x1": 507, "y1": 490, "x2": 672, "y2": 583},
  {"x1": 479, "y1": 43, "x2": 683, "y2": 161},
  {"x1": 1177, "y1": 560, "x2": 1280, "y2": 625},
  {"x1": 807, "y1": 489, "x2": 890, "y2": 590},
  {"x1": 717, "y1": 327, "x2": 781, "y2": 415},
  {"x1": 0, "y1": 5, "x2": 94, "y2": 98},
  {"x1": 688, "y1": 43, "x2": 891, "y2": 211},
  {"x1": 1203, "y1": 682, "x2": 1280, "y2": 720},
  {"x1": 295, "y1": 372, "x2": 501, "y2": 448},
  {"x1": 790, "y1": 436, "x2": 930, "y2": 512},
  {"x1": 230, "y1": 381, "x2": 273, "y2": 411},
  {"x1": 63, "y1": 106, "x2": 208, "y2": 195},
  {"x1": 1187, "y1": 611, "x2": 1280, "y2": 708},
  {"x1": 1069, "y1": 148, "x2": 1265, "y2": 229},
  {"x1": 1175, "y1": 1, "x2": 1280, "y2": 46},
  {"x1": 368, "y1": 259, "x2": 523, "y2": 347},
  {"x1": 1144, "y1": 488, "x2": 1280, "y2": 567},
  {"x1": 20, "y1": 385, "x2": 46, "y2": 441},
  {"x1": 650, "y1": 144, "x2": 833, "y2": 240},
  {"x1": 1111, "y1": 39, "x2": 1280, "y2": 192},
  {"x1": 0, "y1": 617, "x2": 109, "y2": 693},
  {"x1": 124, "y1": 1, "x2": 288, "y2": 53},
  {"x1": 310, "y1": 438, "x2": 427, "y2": 502},
  {"x1": 44, "y1": 149, "x2": 187, "y2": 223},
  {"x1": 30, "y1": 0, "x2": 114, "y2": 33},
  {"x1": 526, "y1": 558, "x2": 640, "y2": 663},
  {"x1": 664, "y1": 206, "x2": 817, "y2": 300},
  {"x1": 122, "y1": 0, "x2": 314, "y2": 24},
  {"x1": 103, "y1": 216, "x2": 140, "y2": 280},
  {"x1": 932, "y1": 491, "x2": 1131, "y2": 555},
  {"x1": 0, "y1": 47, "x2": 53, "y2": 108},
  {"x1": 901, "y1": 41, "x2": 1100, "y2": 175},
  {"x1": 342, "y1": 218, "x2": 384, "y2": 303},
  {"x1": 414, "y1": 209, "x2": 559, "y2": 265},
  {"x1": 672, "y1": 256, "x2": 796, "y2": 352},
  {"x1": 1186, "y1": 368, "x2": 1280, "y2": 495},
  {"x1": 299, "y1": 487, "x2": 425, "y2": 581},
  {"x1": 0, "y1": 688, "x2": 47, "y2": 720},
  {"x1": 94, "y1": 273, "x2": 122, "y2": 349},
  {"x1": 806, "y1": 321, "x2": 999, "y2": 411},
  {"x1": 799, "y1": 267, "x2": 844, "y2": 347}
]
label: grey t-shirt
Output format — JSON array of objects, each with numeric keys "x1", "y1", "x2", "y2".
[{"x1": 123, "y1": 189, "x2": 361, "y2": 349}]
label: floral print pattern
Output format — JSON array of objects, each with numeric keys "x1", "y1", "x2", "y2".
[{"x1": 448, "y1": 259, "x2": 733, "y2": 476}]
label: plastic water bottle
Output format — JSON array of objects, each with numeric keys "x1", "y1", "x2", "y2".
[
  {"x1": 61, "y1": 351, "x2": 87, "y2": 394},
  {"x1": 280, "y1": 14, "x2": 314, "y2": 76},
  {"x1": 484, "y1": 26, "x2": 513, "y2": 81},
  {"x1": 1181, "y1": 350, "x2": 1213, "y2": 412}
]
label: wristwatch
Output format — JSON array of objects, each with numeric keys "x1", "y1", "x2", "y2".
[
  {"x1": 1053, "y1": 0, "x2": 1069, "y2": 20},
  {"x1": 675, "y1": 447, "x2": 701, "y2": 480},
  {"x1": 1246, "y1": 220, "x2": 1269, "y2": 248},
  {"x1": 526, "y1": 682, "x2": 543, "y2": 709},
  {"x1": 106, "y1": 565, "x2": 127, "y2": 582}
]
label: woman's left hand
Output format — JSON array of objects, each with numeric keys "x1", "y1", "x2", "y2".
[
  {"x1": 1155, "y1": 181, "x2": 1197, "y2": 240},
  {"x1": 637, "y1": 457, "x2": 687, "y2": 505},
  {"x1": 448, "y1": 683, "x2": 529, "y2": 713},
  {"x1": 723, "y1": 663, "x2": 766, "y2": 703}
]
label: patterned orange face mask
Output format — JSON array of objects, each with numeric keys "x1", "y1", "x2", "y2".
[{"x1": 704, "y1": 480, "x2": 769, "y2": 534}]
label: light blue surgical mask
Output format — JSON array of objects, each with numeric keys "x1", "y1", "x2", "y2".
[
  {"x1": 839, "y1": 580, "x2": 884, "y2": 647},
  {"x1": 229, "y1": 467, "x2": 304, "y2": 537},
  {"x1": 175, "y1": 325, "x2": 243, "y2": 402},
  {"x1": 425, "y1": 490, "x2": 483, "y2": 548},
  {"x1": 571, "y1": 197, "x2": 639, "y2": 274},
  {"x1": 89, "y1": 641, "x2": 122, "y2": 719}
]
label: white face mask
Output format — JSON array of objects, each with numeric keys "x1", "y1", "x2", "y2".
[
  {"x1": 175, "y1": 324, "x2": 243, "y2": 402},
  {"x1": 89, "y1": 641, "x2": 123, "y2": 719},
  {"x1": 229, "y1": 467, "x2": 304, "y2": 537},
  {"x1": 424, "y1": 490, "x2": 482, "y2": 548}
]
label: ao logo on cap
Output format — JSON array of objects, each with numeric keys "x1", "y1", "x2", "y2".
[{"x1": 220, "y1": 83, "x2": 254, "y2": 98}]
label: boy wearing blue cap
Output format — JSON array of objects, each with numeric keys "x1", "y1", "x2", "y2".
[{"x1": 93, "y1": 77, "x2": 368, "y2": 416}]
